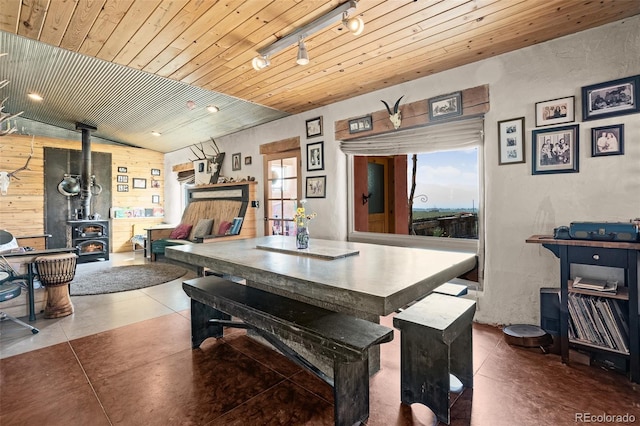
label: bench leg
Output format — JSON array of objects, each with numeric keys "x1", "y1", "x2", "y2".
[
  {"x1": 190, "y1": 299, "x2": 230, "y2": 348},
  {"x1": 333, "y1": 358, "x2": 369, "y2": 426},
  {"x1": 399, "y1": 334, "x2": 451, "y2": 424},
  {"x1": 450, "y1": 325, "x2": 473, "y2": 389}
]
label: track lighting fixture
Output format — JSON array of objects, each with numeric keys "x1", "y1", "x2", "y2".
[
  {"x1": 251, "y1": 0, "x2": 363, "y2": 70},
  {"x1": 252, "y1": 55, "x2": 270, "y2": 71},
  {"x1": 296, "y1": 38, "x2": 309, "y2": 66},
  {"x1": 343, "y1": 15, "x2": 364, "y2": 36}
]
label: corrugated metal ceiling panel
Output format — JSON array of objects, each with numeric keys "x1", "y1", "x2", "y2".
[{"x1": 0, "y1": 31, "x2": 288, "y2": 153}]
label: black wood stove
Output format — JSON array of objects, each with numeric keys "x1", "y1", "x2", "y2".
[{"x1": 67, "y1": 219, "x2": 109, "y2": 263}]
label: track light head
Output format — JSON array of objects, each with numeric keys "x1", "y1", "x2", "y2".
[
  {"x1": 296, "y1": 39, "x2": 309, "y2": 66},
  {"x1": 252, "y1": 55, "x2": 270, "y2": 71},
  {"x1": 344, "y1": 15, "x2": 364, "y2": 35}
]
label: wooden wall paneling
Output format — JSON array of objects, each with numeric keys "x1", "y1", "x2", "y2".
[
  {"x1": 95, "y1": 0, "x2": 163, "y2": 62},
  {"x1": 79, "y1": 0, "x2": 136, "y2": 57},
  {"x1": 210, "y1": 0, "x2": 388, "y2": 98},
  {"x1": 3, "y1": 0, "x2": 639, "y2": 119},
  {"x1": 39, "y1": 0, "x2": 83, "y2": 46},
  {"x1": 200, "y1": 0, "x2": 320, "y2": 82},
  {"x1": 249, "y1": 0, "x2": 534, "y2": 112},
  {"x1": 0, "y1": 0, "x2": 21, "y2": 33},
  {"x1": 59, "y1": 0, "x2": 108, "y2": 51},
  {"x1": 238, "y1": 181, "x2": 257, "y2": 238},
  {"x1": 154, "y1": 0, "x2": 250, "y2": 78},
  {"x1": 186, "y1": 0, "x2": 313, "y2": 86},
  {"x1": 114, "y1": 0, "x2": 191, "y2": 67},
  {"x1": 17, "y1": 0, "x2": 49, "y2": 39},
  {"x1": 0, "y1": 134, "x2": 165, "y2": 254}
]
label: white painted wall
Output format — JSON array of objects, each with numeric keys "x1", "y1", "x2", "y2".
[{"x1": 164, "y1": 16, "x2": 640, "y2": 325}]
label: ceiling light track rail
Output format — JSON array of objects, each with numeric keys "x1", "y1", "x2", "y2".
[{"x1": 252, "y1": 0, "x2": 363, "y2": 70}]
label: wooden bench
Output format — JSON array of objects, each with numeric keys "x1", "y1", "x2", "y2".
[
  {"x1": 393, "y1": 293, "x2": 476, "y2": 425},
  {"x1": 183, "y1": 276, "x2": 394, "y2": 426},
  {"x1": 149, "y1": 182, "x2": 257, "y2": 261}
]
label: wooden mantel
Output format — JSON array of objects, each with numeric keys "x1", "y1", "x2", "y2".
[{"x1": 334, "y1": 84, "x2": 489, "y2": 141}]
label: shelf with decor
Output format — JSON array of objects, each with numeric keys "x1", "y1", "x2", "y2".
[{"x1": 526, "y1": 235, "x2": 639, "y2": 383}]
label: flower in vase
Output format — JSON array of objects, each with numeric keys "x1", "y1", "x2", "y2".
[
  {"x1": 293, "y1": 200, "x2": 316, "y2": 227},
  {"x1": 293, "y1": 200, "x2": 315, "y2": 249}
]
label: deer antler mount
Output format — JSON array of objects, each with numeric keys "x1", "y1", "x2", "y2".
[{"x1": 0, "y1": 136, "x2": 33, "y2": 195}]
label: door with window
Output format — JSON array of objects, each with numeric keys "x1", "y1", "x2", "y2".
[
  {"x1": 367, "y1": 158, "x2": 389, "y2": 233},
  {"x1": 263, "y1": 151, "x2": 301, "y2": 236}
]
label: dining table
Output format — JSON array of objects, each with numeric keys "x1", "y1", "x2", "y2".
[{"x1": 167, "y1": 236, "x2": 477, "y2": 372}]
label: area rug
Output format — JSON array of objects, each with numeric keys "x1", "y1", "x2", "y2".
[{"x1": 70, "y1": 263, "x2": 188, "y2": 296}]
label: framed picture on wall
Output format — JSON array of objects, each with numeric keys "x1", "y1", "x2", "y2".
[
  {"x1": 117, "y1": 184, "x2": 129, "y2": 192},
  {"x1": 306, "y1": 116, "x2": 323, "y2": 138},
  {"x1": 244, "y1": 156, "x2": 252, "y2": 165},
  {"x1": 591, "y1": 124, "x2": 624, "y2": 156},
  {"x1": 497, "y1": 117, "x2": 525, "y2": 165},
  {"x1": 348, "y1": 115, "x2": 372, "y2": 134},
  {"x1": 306, "y1": 176, "x2": 326, "y2": 198},
  {"x1": 232, "y1": 153, "x2": 241, "y2": 171},
  {"x1": 582, "y1": 75, "x2": 639, "y2": 121},
  {"x1": 535, "y1": 96, "x2": 575, "y2": 127},
  {"x1": 151, "y1": 168, "x2": 161, "y2": 176},
  {"x1": 531, "y1": 125, "x2": 579, "y2": 175},
  {"x1": 152, "y1": 195, "x2": 160, "y2": 204},
  {"x1": 117, "y1": 175, "x2": 128, "y2": 183},
  {"x1": 132, "y1": 178, "x2": 147, "y2": 189},
  {"x1": 428, "y1": 91, "x2": 462, "y2": 121},
  {"x1": 306, "y1": 141, "x2": 324, "y2": 171},
  {"x1": 117, "y1": 166, "x2": 128, "y2": 173}
]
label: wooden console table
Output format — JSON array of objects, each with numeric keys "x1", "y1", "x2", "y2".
[{"x1": 526, "y1": 235, "x2": 639, "y2": 383}]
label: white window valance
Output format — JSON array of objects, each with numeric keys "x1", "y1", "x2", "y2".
[{"x1": 339, "y1": 116, "x2": 484, "y2": 155}]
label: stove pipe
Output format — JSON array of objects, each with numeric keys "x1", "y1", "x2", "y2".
[{"x1": 75, "y1": 123, "x2": 97, "y2": 219}]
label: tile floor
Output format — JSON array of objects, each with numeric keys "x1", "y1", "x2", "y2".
[{"x1": 1, "y1": 253, "x2": 639, "y2": 425}]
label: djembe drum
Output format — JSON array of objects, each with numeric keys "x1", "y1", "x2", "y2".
[{"x1": 35, "y1": 253, "x2": 77, "y2": 319}]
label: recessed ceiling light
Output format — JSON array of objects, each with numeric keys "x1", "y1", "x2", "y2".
[
  {"x1": 206, "y1": 105, "x2": 219, "y2": 113},
  {"x1": 151, "y1": 131, "x2": 161, "y2": 137},
  {"x1": 28, "y1": 93, "x2": 43, "y2": 101}
]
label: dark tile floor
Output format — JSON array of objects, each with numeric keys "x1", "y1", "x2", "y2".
[{"x1": 2, "y1": 309, "x2": 639, "y2": 425}]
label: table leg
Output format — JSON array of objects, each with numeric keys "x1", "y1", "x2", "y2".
[{"x1": 27, "y1": 262, "x2": 36, "y2": 322}]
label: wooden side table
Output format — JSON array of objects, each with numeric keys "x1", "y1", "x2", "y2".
[{"x1": 527, "y1": 235, "x2": 639, "y2": 383}]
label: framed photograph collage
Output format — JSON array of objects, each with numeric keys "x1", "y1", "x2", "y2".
[
  {"x1": 305, "y1": 116, "x2": 327, "y2": 198},
  {"x1": 497, "y1": 73, "x2": 638, "y2": 173}
]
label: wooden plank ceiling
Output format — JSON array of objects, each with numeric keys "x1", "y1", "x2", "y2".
[{"x1": 1, "y1": 0, "x2": 639, "y2": 150}]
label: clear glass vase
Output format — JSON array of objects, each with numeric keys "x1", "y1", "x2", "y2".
[{"x1": 296, "y1": 224, "x2": 309, "y2": 249}]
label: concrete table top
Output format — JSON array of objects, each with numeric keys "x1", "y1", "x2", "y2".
[{"x1": 166, "y1": 236, "x2": 476, "y2": 317}]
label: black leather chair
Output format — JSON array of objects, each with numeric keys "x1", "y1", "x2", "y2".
[{"x1": 0, "y1": 230, "x2": 39, "y2": 334}]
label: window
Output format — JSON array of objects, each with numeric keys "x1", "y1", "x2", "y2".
[
  {"x1": 352, "y1": 148, "x2": 479, "y2": 242},
  {"x1": 409, "y1": 149, "x2": 479, "y2": 239},
  {"x1": 343, "y1": 117, "x2": 484, "y2": 283}
]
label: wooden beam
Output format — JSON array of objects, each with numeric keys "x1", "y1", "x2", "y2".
[
  {"x1": 172, "y1": 162, "x2": 194, "y2": 172},
  {"x1": 335, "y1": 84, "x2": 489, "y2": 141},
  {"x1": 259, "y1": 137, "x2": 300, "y2": 155}
]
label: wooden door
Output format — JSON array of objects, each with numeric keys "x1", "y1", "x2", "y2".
[{"x1": 367, "y1": 158, "x2": 389, "y2": 233}]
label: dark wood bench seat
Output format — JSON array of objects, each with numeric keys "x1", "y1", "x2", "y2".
[{"x1": 182, "y1": 276, "x2": 394, "y2": 426}]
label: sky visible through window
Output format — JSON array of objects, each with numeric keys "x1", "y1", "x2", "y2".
[{"x1": 410, "y1": 148, "x2": 479, "y2": 210}]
